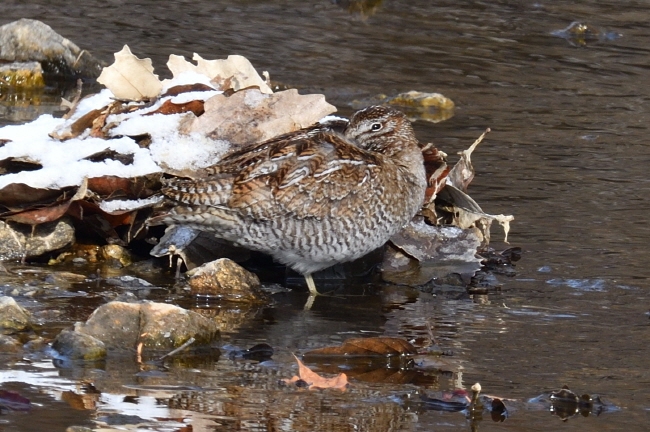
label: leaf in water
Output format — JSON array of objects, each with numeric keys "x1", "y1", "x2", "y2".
[
  {"x1": 97, "y1": 45, "x2": 163, "y2": 101},
  {"x1": 490, "y1": 398, "x2": 508, "y2": 422},
  {"x1": 304, "y1": 336, "x2": 417, "y2": 357},
  {"x1": 166, "y1": 53, "x2": 272, "y2": 94},
  {"x1": 420, "y1": 396, "x2": 468, "y2": 412},
  {"x1": 187, "y1": 88, "x2": 336, "y2": 146},
  {"x1": 0, "y1": 390, "x2": 31, "y2": 411},
  {"x1": 284, "y1": 354, "x2": 348, "y2": 390}
]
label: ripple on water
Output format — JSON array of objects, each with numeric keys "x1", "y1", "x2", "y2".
[{"x1": 546, "y1": 278, "x2": 607, "y2": 292}]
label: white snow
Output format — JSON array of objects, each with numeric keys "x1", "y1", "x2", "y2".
[
  {"x1": 0, "y1": 75, "x2": 231, "y2": 191},
  {"x1": 99, "y1": 195, "x2": 164, "y2": 213}
]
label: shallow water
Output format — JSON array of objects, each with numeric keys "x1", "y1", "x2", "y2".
[{"x1": 1, "y1": 1, "x2": 650, "y2": 431}]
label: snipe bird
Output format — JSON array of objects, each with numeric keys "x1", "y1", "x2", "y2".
[{"x1": 151, "y1": 106, "x2": 427, "y2": 295}]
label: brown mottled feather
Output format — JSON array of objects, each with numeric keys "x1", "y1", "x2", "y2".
[{"x1": 155, "y1": 106, "x2": 427, "y2": 276}]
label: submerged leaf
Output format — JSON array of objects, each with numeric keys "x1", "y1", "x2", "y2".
[
  {"x1": 304, "y1": 336, "x2": 417, "y2": 358},
  {"x1": 284, "y1": 354, "x2": 348, "y2": 390}
]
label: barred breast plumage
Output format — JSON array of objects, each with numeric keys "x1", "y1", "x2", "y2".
[{"x1": 153, "y1": 105, "x2": 427, "y2": 295}]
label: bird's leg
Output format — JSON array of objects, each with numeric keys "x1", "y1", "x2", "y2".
[{"x1": 305, "y1": 273, "x2": 320, "y2": 296}]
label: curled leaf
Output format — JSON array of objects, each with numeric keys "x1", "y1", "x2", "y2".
[{"x1": 284, "y1": 354, "x2": 348, "y2": 390}]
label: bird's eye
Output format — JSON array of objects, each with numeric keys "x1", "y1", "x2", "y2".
[{"x1": 371, "y1": 123, "x2": 382, "y2": 131}]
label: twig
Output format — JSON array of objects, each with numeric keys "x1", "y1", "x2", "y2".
[
  {"x1": 159, "y1": 337, "x2": 196, "y2": 361},
  {"x1": 62, "y1": 79, "x2": 84, "y2": 119}
]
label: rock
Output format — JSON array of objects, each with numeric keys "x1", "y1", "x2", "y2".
[
  {"x1": 187, "y1": 258, "x2": 266, "y2": 302},
  {"x1": 74, "y1": 301, "x2": 141, "y2": 351},
  {"x1": 0, "y1": 61, "x2": 45, "y2": 88},
  {"x1": 0, "y1": 296, "x2": 31, "y2": 334},
  {"x1": 99, "y1": 244, "x2": 132, "y2": 267},
  {"x1": 51, "y1": 329, "x2": 107, "y2": 361},
  {"x1": 139, "y1": 302, "x2": 219, "y2": 349},
  {"x1": 75, "y1": 301, "x2": 220, "y2": 352},
  {"x1": 0, "y1": 19, "x2": 104, "y2": 81},
  {"x1": 0, "y1": 218, "x2": 75, "y2": 260},
  {"x1": 0, "y1": 334, "x2": 22, "y2": 353}
]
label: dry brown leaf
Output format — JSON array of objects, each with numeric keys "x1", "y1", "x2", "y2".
[
  {"x1": 3, "y1": 178, "x2": 87, "y2": 226},
  {"x1": 284, "y1": 355, "x2": 348, "y2": 391},
  {"x1": 186, "y1": 88, "x2": 336, "y2": 145},
  {"x1": 161, "y1": 83, "x2": 215, "y2": 97},
  {"x1": 166, "y1": 53, "x2": 272, "y2": 94},
  {"x1": 436, "y1": 184, "x2": 513, "y2": 244},
  {"x1": 146, "y1": 99, "x2": 205, "y2": 117},
  {"x1": 97, "y1": 45, "x2": 162, "y2": 101},
  {"x1": 422, "y1": 145, "x2": 450, "y2": 204},
  {"x1": 446, "y1": 128, "x2": 489, "y2": 193},
  {"x1": 304, "y1": 337, "x2": 418, "y2": 358}
]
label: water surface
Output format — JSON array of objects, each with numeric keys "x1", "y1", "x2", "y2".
[{"x1": 1, "y1": 1, "x2": 649, "y2": 431}]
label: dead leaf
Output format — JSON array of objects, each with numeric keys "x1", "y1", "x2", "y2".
[
  {"x1": 146, "y1": 99, "x2": 205, "y2": 117},
  {"x1": 166, "y1": 53, "x2": 272, "y2": 94},
  {"x1": 3, "y1": 178, "x2": 87, "y2": 226},
  {"x1": 161, "y1": 83, "x2": 215, "y2": 98},
  {"x1": 422, "y1": 145, "x2": 450, "y2": 204},
  {"x1": 284, "y1": 354, "x2": 348, "y2": 390},
  {"x1": 186, "y1": 88, "x2": 336, "y2": 145},
  {"x1": 0, "y1": 183, "x2": 67, "y2": 210},
  {"x1": 436, "y1": 184, "x2": 514, "y2": 244},
  {"x1": 97, "y1": 45, "x2": 163, "y2": 101},
  {"x1": 304, "y1": 337, "x2": 418, "y2": 358},
  {"x1": 446, "y1": 128, "x2": 490, "y2": 193}
]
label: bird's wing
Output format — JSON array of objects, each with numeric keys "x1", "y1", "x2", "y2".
[{"x1": 207, "y1": 130, "x2": 386, "y2": 220}]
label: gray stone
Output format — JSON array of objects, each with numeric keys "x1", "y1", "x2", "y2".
[
  {"x1": 0, "y1": 218, "x2": 75, "y2": 260},
  {"x1": 0, "y1": 296, "x2": 31, "y2": 334},
  {"x1": 52, "y1": 329, "x2": 107, "y2": 361},
  {"x1": 75, "y1": 301, "x2": 220, "y2": 352},
  {"x1": 74, "y1": 301, "x2": 141, "y2": 351},
  {"x1": 0, "y1": 19, "x2": 103, "y2": 80}
]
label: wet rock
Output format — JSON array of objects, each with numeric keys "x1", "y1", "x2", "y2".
[
  {"x1": 0, "y1": 296, "x2": 31, "y2": 334},
  {"x1": 382, "y1": 218, "x2": 482, "y2": 286},
  {"x1": 187, "y1": 258, "x2": 266, "y2": 302},
  {"x1": 0, "y1": 19, "x2": 104, "y2": 82},
  {"x1": 75, "y1": 301, "x2": 220, "y2": 352},
  {"x1": 352, "y1": 90, "x2": 454, "y2": 123},
  {"x1": 139, "y1": 302, "x2": 220, "y2": 349},
  {"x1": 52, "y1": 329, "x2": 107, "y2": 361},
  {"x1": 551, "y1": 22, "x2": 622, "y2": 47},
  {"x1": 0, "y1": 334, "x2": 22, "y2": 353},
  {"x1": 100, "y1": 244, "x2": 132, "y2": 267},
  {"x1": 0, "y1": 61, "x2": 45, "y2": 88},
  {"x1": 74, "y1": 301, "x2": 141, "y2": 351},
  {"x1": 0, "y1": 218, "x2": 75, "y2": 260}
]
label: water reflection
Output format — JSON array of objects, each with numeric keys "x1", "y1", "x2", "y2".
[{"x1": 2, "y1": 0, "x2": 650, "y2": 430}]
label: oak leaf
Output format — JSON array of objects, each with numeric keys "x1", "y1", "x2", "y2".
[
  {"x1": 97, "y1": 45, "x2": 163, "y2": 101},
  {"x1": 167, "y1": 53, "x2": 272, "y2": 94},
  {"x1": 284, "y1": 354, "x2": 348, "y2": 390},
  {"x1": 186, "y1": 87, "x2": 336, "y2": 145}
]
